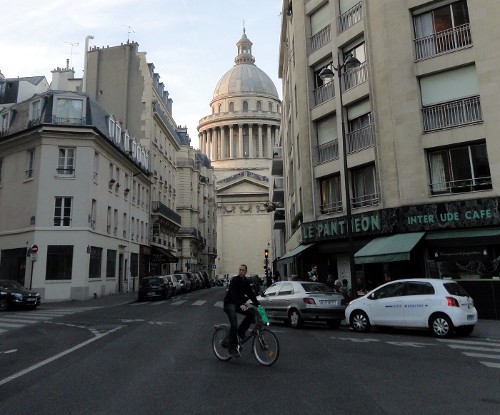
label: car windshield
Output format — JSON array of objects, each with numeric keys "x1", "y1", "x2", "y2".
[
  {"x1": 300, "y1": 283, "x2": 334, "y2": 293},
  {"x1": 444, "y1": 282, "x2": 470, "y2": 297},
  {"x1": 0, "y1": 280, "x2": 24, "y2": 290},
  {"x1": 174, "y1": 275, "x2": 183, "y2": 281}
]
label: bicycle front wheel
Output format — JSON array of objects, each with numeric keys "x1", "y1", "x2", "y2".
[
  {"x1": 212, "y1": 326, "x2": 232, "y2": 361},
  {"x1": 252, "y1": 329, "x2": 279, "y2": 366}
]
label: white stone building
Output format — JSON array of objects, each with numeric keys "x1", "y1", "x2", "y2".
[{"x1": 198, "y1": 30, "x2": 281, "y2": 278}]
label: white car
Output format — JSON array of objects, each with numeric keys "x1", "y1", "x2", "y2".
[{"x1": 345, "y1": 278, "x2": 477, "y2": 338}]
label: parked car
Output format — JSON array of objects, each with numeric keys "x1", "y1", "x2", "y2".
[
  {"x1": 0, "y1": 279, "x2": 41, "y2": 311},
  {"x1": 257, "y1": 281, "x2": 346, "y2": 329},
  {"x1": 174, "y1": 273, "x2": 192, "y2": 292},
  {"x1": 138, "y1": 276, "x2": 172, "y2": 301},
  {"x1": 200, "y1": 271, "x2": 212, "y2": 288},
  {"x1": 189, "y1": 272, "x2": 201, "y2": 290},
  {"x1": 191, "y1": 271, "x2": 204, "y2": 289},
  {"x1": 345, "y1": 278, "x2": 478, "y2": 338},
  {"x1": 163, "y1": 275, "x2": 182, "y2": 296},
  {"x1": 246, "y1": 274, "x2": 262, "y2": 296}
]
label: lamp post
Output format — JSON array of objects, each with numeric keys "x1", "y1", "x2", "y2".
[{"x1": 319, "y1": 54, "x2": 361, "y2": 298}]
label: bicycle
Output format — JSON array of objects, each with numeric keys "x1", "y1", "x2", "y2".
[{"x1": 212, "y1": 305, "x2": 280, "y2": 366}]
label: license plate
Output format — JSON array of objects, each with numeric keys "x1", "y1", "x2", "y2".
[
  {"x1": 320, "y1": 300, "x2": 337, "y2": 305},
  {"x1": 26, "y1": 298, "x2": 36, "y2": 302},
  {"x1": 467, "y1": 315, "x2": 474, "y2": 321}
]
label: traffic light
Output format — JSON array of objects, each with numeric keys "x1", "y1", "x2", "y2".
[{"x1": 264, "y1": 249, "x2": 269, "y2": 258}]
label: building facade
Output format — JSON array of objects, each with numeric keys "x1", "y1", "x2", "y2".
[
  {"x1": 85, "y1": 41, "x2": 217, "y2": 277},
  {"x1": 0, "y1": 90, "x2": 150, "y2": 300},
  {"x1": 198, "y1": 31, "x2": 281, "y2": 278},
  {"x1": 278, "y1": 0, "x2": 500, "y2": 317}
]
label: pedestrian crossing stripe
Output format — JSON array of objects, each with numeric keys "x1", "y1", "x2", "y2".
[
  {"x1": 0, "y1": 321, "x2": 25, "y2": 328},
  {"x1": 192, "y1": 300, "x2": 206, "y2": 306},
  {"x1": 0, "y1": 318, "x2": 39, "y2": 324},
  {"x1": 482, "y1": 361, "x2": 500, "y2": 368}
]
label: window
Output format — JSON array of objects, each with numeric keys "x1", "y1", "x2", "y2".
[
  {"x1": 243, "y1": 101, "x2": 248, "y2": 112},
  {"x1": 313, "y1": 62, "x2": 334, "y2": 106},
  {"x1": 113, "y1": 209, "x2": 118, "y2": 235},
  {"x1": 0, "y1": 158, "x2": 3, "y2": 183},
  {"x1": 30, "y1": 100, "x2": 42, "y2": 123},
  {"x1": 26, "y1": 149, "x2": 35, "y2": 179},
  {"x1": 257, "y1": 101, "x2": 262, "y2": 111},
  {"x1": 93, "y1": 152, "x2": 99, "y2": 182},
  {"x1": 316, "y1": 115, "x2": 338, "y2": 163},
  {"x1": 108, "y1": 116, "x2": 116, "y2": 138},
  {"x1": 269, "y1": 102, "x2": 273, "y2": 112},
  {"x1": 229, "y1": 102, "x2": 234, "y2": 112},
  {"x1": 347, "y1": 108, "x2": 372, "y2": 153},
  {"x1": 278, "y1": 282, "x2": 294, "y2": 296},
  {"x1": 0, "y1": 112, "x2": 10, "y2": 133},
  {"x1": 46, "y1": 245, "x2": 73, "y2": 280},
  {"x1": 107, "y1": 206, "x2": 112, "y2": 233},
  {"x1": 218, "y1": 103, "x2": 222, "y2": 113},
  {"x1": 428, "y1": 142, "x2": 492, "y2": 194},
  {"x1": 90, "y1": 199, "x2": 96, "y2": 229},
  {"x1": 57, "y1": 147, "x2": 75, "y2": 175},
  {"x1": 320, "y1": 175, "x2": 342, "y2": 214},
  {"x1": 310, "y1": 3, "x2": 331, "y2": 52},
  {"x1": 351, "y1": 164, "x2": 378, "y2": 208},
  {"x1": 55, "y1": 98, "x2": 83, "y2": 124},
  {"x1": 123, "y1": 213, "x2": 128, "y2": 238},
  {"x1": 405, "y1": 282, "x2": 434, "y2": 296},
  {"x1": 420, "y1": 66, "x2": 481, "y2": 131},
  {"x1": 106, "y1": 250, "x2": 117, "y2": 279},
  {"x1": 371, "y1": 282, "x2": 405, "y2": 299},
  {"x1": 54, "y1": 197, "x2": 72, "y2": 226},
  {"x1": 413, "y1": 0, "x2": 471, "y2": 60},
  {"x1": 89, "y1": 246, "x2": 102, "y2": 279}
]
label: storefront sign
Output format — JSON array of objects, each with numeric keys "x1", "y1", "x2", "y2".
[{"x1": 302, "y1": 197, "x2": 500, "y2": 243}]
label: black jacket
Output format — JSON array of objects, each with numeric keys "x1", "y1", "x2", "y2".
[{"x1": 223, "y1": 276, "x2": 260, "y2": 306}]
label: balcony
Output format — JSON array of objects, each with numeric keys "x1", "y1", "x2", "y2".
[
  {"x1": 347, "y1": 125, "x2": 373, "y2": 154},
  {"x1": 342, "y1": 61, "x2": 368, "y2": 92},
  {"x1": 271, "y1": 148, "x2": 283, "y2": 175},
  {"x1": 313, "y1": 82, "x2": 335, "y2": 107},
  {"x1": 317, "y1": 139, "x2": 339, "y2": 164},
  {"x1": 414, "y1": 24, "x2": 472, "y2": 62},
  {"x1": 272, "y1": 177, "x2": 284, "y2": 203},
  {"x1": 320, "y1": 201, "x2": 343, "y2": 214},
  {"x1": 422, "y1": 96, "x2": 482, "y2": 133},
  {"x1": 337, "y1": 2, "x2": 362, "y2": 34},
  {"x1": 309, "y1": 25, "x2": 331, "y2": 54},
  {"x1": 352, "y1": 192, "x2": 379, "y2": 209},
  {"x1": 151, "y1": 201, "x2": 181, "y2": 226},
  {"x1": 273, "y1": 208, "x2": 285, "y2": 230},
  {"x1": 430, "y1": 177, "x2": 492, "y2": 195}
]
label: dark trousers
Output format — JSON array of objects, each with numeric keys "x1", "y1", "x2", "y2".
[{"x1": 224, "y1": 303, "x2": 255, "y2": 350}]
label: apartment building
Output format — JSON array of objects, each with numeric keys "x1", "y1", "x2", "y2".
[
  {"x1": 85, "y1": 41, "x2": 217, "y2": 276},
  {"x1": 0, "y1": 90, "x2": 150, "y2": 300},
  {"x1": 277, "y1": 0, "x2": 500, "y2": 316}
]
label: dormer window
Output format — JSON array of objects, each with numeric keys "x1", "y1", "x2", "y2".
[
  {"x1": 30, "y1": 99, "x2": 42, "y2": 124},
  {"x1": 115, "y1": 123, "x2": 122, "y2": 144},
  {"x1": 108, "y1": 116, "x2": 116, "y2": 138},
  {"x1": 54, "y1": 97, "x2": 84, "y2": 124}
]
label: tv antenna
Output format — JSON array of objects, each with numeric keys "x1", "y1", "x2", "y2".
[
  {"x1": 64, "y1": 41, "x2": 79, "y2": 67},
  {"x1": 123, "y1": 25, "x2": 135, "y2": 42}
]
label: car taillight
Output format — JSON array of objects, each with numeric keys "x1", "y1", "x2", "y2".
[
  {"x1": 303, "y1": 297, "x2": 316, "y2": 305},
  {"x1": 446, "y1": 296, "x2": 459, "y2": 307}
]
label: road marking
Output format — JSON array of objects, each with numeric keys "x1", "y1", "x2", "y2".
[
  {"x1": 192, "y1": 300, "x2": 206, "y2": 306},
  {"x1": 464, "y1": 352, "x2": 500, "y2": 359},
  {"x1": 171, "y1": 300, "x2": 186, "y2": 305},
  {"x1": 148, "y1": 321, "x2": 177, "y2": 325},
  {"x1": 214, "y1": 301, "x2": 224, "y2": 308},
  {"x1": 0, "y1": 325, "x2": 125, "y2": 386},
  {"x1": 386, "y1": 341, "x2": 435, "y2": 348},
  {"x1": 121, "y1": 319, "x2": 145, "y2": 323},
  {"x1": 0, "y1": 349, "x2": 17, "y2": 354},
  {"x1": 0, "y1": 322, "x2": 24, "y2": 328},
  {"x1": 437, "y1": 339, "x2": 500, "y2": 347},
  {"x1": 336, "y1": 337, "x2": 381, "y2": 343},
  {"x1": 481, "y1": 361, "x2": 500, "y2": 369},
  {"x1": 151, "y1": 300, "x2": 169, "y2": 305},
  {"x1": 7, "y1": 315, "x2": 54, "y2": 320},
  {"x1": 446, "y1": 345, "x2": 500, "y2": 353},
  {"x1": 0, "y1": 318, "x2": 39, "y2": 324}
]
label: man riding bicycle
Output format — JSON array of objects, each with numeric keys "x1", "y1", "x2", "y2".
[{"x1": 223, "y1": 264, "x2": 260, "y2": 357}]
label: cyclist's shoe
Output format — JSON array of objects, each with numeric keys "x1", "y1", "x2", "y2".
[
  {"x1": 229, "y1": 348, "x2": 241, "y2": 358},
  {"x1": 238, "y1": 332, "x2": 250, "y2": 343}
]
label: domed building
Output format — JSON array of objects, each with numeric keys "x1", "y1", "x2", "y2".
[{"x1": 198, "y1": 30, "x2": 281, "y2": 279}]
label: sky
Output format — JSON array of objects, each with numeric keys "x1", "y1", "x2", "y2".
[{"x1": 0, "y1": 0, "x2": 283, "y2": 149}]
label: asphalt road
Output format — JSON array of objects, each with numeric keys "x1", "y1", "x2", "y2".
[{"x1": 0, "y1": 287, "x2": 499, "y2": 414}]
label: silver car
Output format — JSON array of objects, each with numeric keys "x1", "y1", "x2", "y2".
[{"x1": 257, "y1": 281, "x2": 346, "y2": 329}]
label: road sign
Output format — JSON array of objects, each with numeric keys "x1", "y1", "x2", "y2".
[{"x1": 30, "y1": 244, "x2": 38, "y2": 254}]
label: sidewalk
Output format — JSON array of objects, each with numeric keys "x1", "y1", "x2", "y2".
[{"x1": 40, "y1": 292, "x2": 500, "y2": 340}]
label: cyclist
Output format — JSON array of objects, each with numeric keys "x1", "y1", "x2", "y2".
[{"x1": 223, "y1": 264, "x2": 260, "y2": 357}]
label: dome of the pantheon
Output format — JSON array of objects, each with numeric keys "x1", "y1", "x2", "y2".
[{"x1": 211, "y1": 29, "x2": 278, "y2": 103}]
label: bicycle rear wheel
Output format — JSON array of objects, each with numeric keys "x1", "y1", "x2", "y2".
[
  {"x1": 212, "y1": 326, "x2": 232, "y2": 361},
  {"x1": 252, "y1": 329, "x2": 279, "y2": 366}
]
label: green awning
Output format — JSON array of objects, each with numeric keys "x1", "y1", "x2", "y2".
[
  {"x1": 425, "y1": 229, "x2": 500, "y2": 240},
  {"x1": 277, "y1": 243, "x2": 315, "y2": 264},
  {"x1": 354, "y1": 232, "x2": 425, "y2": 264}
]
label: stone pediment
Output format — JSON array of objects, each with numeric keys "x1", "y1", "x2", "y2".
[{"x1": 217, "y1": 178, "x2": 268, "y2": 196}]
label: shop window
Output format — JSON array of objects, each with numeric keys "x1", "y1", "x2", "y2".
[{"x1": 46, "y1": 245, "x2": 73, "y2": 280}]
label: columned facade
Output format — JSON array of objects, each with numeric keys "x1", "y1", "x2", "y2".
[{"x1": 198, "y1": 30, "x2": 281, "y2": 279}]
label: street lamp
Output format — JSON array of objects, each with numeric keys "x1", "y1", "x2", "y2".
[{"x1": 319, "y1": 53, "x2": 361, "y2": 298}]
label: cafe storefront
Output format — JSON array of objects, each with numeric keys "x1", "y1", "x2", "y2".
[{"x1": 298, "y1": 197, "x2": 500, "y2": 318}]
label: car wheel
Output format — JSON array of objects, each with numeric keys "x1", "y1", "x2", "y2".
[
  {"x1": 350, "y1": 310, "x2": 370, "y2": 332},
  {"x1": 327, "y1": 320, "x2": 341, "y2": 329},
  {"x1": 0, "y1": 298, "x2": 8, "y2": 311},
  {"x1": 430, "y1": 313, "x2": 453, "y2": 338},
  {"x1": 288, "y1": 309, "x2": 303, "y2": 328}
]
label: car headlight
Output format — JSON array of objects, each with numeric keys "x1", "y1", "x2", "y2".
[{"x1": 14, "y1": 293, "x2": 23, "y2": 300}]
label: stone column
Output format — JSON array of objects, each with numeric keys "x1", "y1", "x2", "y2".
[
  {"x1": 213, "y1": 127, "x2": 219, "y2": 160},
  {"x1": 266, "y1": 125, "x2": 272, "y2": 158},
  {"x1": 207, "y1": 129, "x2": 212, "y2": 160},
  {"x1": 238, "y1": 124, "x2": 244, "y2": 158},
  {"x1": 248, "y1": 124, "x2": 254, "y2": 158},
  {"x1": 221, "y1": 126, "x2": 226, "y2": 159},
  {"x1": 229, "y1": 125, "x2": 234, "y2": 159},
  {"x1": 258, "y1": 124, "x2": 263, "y2": 158}
]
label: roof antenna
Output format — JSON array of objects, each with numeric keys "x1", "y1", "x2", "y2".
[
  {"x1": 64, "y1": 41, "x2": 79, "y2": 68},
  {"x1": 123, "y1": 25, "x2": 135, "y2": 42}
]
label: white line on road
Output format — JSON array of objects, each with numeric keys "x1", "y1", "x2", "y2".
[
  {"x1": 214, "y1": 301, "x2": 224, "y2": 308},
  {"x1": 437, "y1": 339, "x2": 500, "y2": 347},
  {"x1": 464, "y1": 352, "x2": 500, "y2": 359},
  {"x1": 171, "y1": 300, "x2": 186, "y2": 305},
  {"x1": 151, "y1": 300, "x2": 169, "y2": 305},
  {"x1": 481, "y1": 361, "x2": 500, "y2": 368},
  {"x1": 192, "y1": 300, "x2": 206, "y2": 306},
  {"x1": 0, "y1": 322, "x2": 24, "y2": 328},
  {"x1": 8, "y1": 315, "x2": 54, "y2": 320},
  {"x1": 0, "y1": 318, "x2": 39, "y2": 324},
  {"x1": 0, "y1": 325, "x2": 125, "y2": 386},
  {"x1": 447, "y1": 345, "x2": 500, "y2": 352}
]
